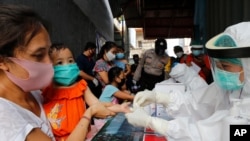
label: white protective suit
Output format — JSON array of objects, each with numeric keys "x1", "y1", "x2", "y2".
[
  {"x1": 169, "y1": 63, "x2": 208, "y2": 91},
  {"x1": 126, "y1": 22, "x2": 250, "y2": 141}
]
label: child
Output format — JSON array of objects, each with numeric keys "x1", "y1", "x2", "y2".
[
  {"x1": 99, "y1": 66, "x2": 134, "y2": 104},
  {"x1": 114, "y1": 46, "x2": 131, "y2": 76},
  {"x1": 42, "y1": 43, "x2": 130, "y2": 141}
]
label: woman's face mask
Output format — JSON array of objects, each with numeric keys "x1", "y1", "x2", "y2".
[
  {"x1": 106, "y1": 51, "x2": 116, "y2": 61},
  {"x1": 53, "y1": 63, "x2": 80, "y2": 86},
  {"x1": 214, "y1": 67, "x2": 244, "y2": 90},
  {"x1": 116, "y1": 53, "x2": 125, "y2": 59},
  {"x1": 4, "y1": 57, "x2": 53, "y2": 92}
]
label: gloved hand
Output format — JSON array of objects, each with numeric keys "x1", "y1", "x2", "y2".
[
  {"x1": 125, "y1": 108, "x2": 168, "y2": 136},
  {"x1": 133, "y1": 90, "x2": 156, "y2": 108},
  {"x1": 125, "y1": 108, "x2": 151, "y2": 127},
  {"x1": 133, "y1": 90, "x2": 170, "y2": 108},
  {"x1": 92, "y1": 78, "x2": 99, "y2": 87},
  {"x1": 132, "y1": 80, "x2": 137, "y2": 85}
]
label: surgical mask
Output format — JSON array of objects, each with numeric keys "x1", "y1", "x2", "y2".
[
  {"x1": 214, "y1": 67, "x2": 244, "y2": 90},
  {"x1": 53, "y1": 63, "x2": 80, "y2": 86},
  {"x1": 116, "y1": 53, "x2": 125, "y2": 59},
  {"x1": 4, "y1": 57, "x2": 53, "y2": 92},
  {"x1": 176, "y1": 52, "x2": 183, "y2": 58},
  {"x1": 106, "y1": 51, "x2": 116, "y2": 61},
  {"x1": 192, "y1": 50, "x2": 202, "y2": 56}
]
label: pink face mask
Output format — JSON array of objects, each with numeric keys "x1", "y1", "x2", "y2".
[{"x1": 4, "y1": 57, "x2": 54, "y2": 92}]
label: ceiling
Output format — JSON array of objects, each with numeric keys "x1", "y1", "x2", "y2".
[{"x1": 109, "y1": 0, "x2": 196, "y2": 39}]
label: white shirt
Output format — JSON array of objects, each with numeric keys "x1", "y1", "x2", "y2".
[{"x1": 0, "y1": 90, "x2": 55, "y2": 141}]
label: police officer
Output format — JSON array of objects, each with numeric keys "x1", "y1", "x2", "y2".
[{"x1": 133, "y1": 38, "x2": 170, "y2": 91}]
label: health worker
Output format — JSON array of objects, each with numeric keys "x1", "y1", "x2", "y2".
[{"x1": 125, "y1": 22, "x2": 250, "y2": 141}]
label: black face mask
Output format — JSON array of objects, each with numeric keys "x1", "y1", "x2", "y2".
[
  {"x1": 133, "y1": 58, "x2": 139, "y2": 64},
  {"x1": 118, "y1": 78, "x2": 126, "y2": 88},
  {"x1": 155, "y1": 38, "x2": 167, "y2": 56},
  {"x1": 155, "y1": 47, "x2": 166, "y2": 56}
]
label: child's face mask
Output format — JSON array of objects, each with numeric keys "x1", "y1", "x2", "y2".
[{"x1": 53, "y1": 63, "x2": 80, "y2": 86}]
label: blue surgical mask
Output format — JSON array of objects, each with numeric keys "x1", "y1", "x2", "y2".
[
  {"x1": 116, "y1": 53, "x2": 125, "y2": 59},
  {"x1": 192, "y1": 50, "x2": 202, "y2": 56},
  {"x1": 214, "y1": 67, "x2": 244, "y2": 90},
  {"x1": 53, "y1": 63, "x2": 80, "y2": 86}
]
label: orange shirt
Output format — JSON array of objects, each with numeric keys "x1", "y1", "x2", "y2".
[{"x1": 43, "y1": 80, "x2": 87, "y2": 141}]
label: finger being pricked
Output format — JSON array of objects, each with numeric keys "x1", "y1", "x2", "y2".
[{"x1": 92, "y1": 102, "x2": 116, "y2": 119}]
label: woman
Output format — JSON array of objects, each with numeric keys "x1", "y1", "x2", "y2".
[
  {"x1": 114, "y1": 46, "x2": 131, "y2": 77},
  {"x1": 93, "y1": 41, "x2": 118, "y2": 94},
  {"x1": 0, "y1": 5, "x2": 115, "y2": 141}
]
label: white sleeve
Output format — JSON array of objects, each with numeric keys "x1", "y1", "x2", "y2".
[
  {"x1": 165, "y1": 89, "x2": 200, "y2": 119},
  {"x1": 165, "y1": 84, "x2": 224, "y2": 120},
  {"x1": 166, "y1": 110, "x2": 228, "y2": 141}
]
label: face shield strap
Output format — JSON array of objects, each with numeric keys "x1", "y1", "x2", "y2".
[{"x1": 206, "y1": 47, "x2": 250, "y2": 58}]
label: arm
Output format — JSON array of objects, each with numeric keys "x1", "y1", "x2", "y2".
[
  {"x1": 113, "y1": 90, "x2": 134, "y2": 101},
  {"x1": 26, "y1": 102, "x2": 116, "y2": 141},
  {"x1": 93, "y1": 59, "x2": 110, "y2": 85},
  {"x1": 84, "y1": 87, "x2": 100, "y2": 106},
  {"x1": 66, "y1": 102, "x2": 116, "y2": 141},
  {"x1": 122, "y1": 59, "x2": 131, "y2": 76},
  {"x1": 26, "y1": 129, "x2": 53, "y2": 141},
  {"x1": 107, "y1": 102, "x2": 132, "y2": 113},
  {"x1": 84, "y1": 86, "x2": 131, "y2": 114},
  {"x1": 133, "y1": 52, "x2": 146, "y2": 81},
  {"x1": 98, "y1": 71, "x2": 109, "y2": 84},
  {"x1": 79, "y1": 71, "x2": 95, "y2": 81}
]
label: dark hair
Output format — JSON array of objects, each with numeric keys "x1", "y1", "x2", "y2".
[
  {"x1": 133, "y1": 54, "x2": 139, "y2": 58},
  {"x1": 97, "y1": 41, "x2": 117, "y2": 59},
  {"x1": 155, "y1": 38, "x2": 167, "y2": 49},
  {"x1": 49, "y1": 43, "x2": 68, "y2": 55},
  {"x1": 117, "y1": 45, "x2": 124, "y2": 52},
  {"x1": 84, "y1": 42, "x2": 97, "y2": 51},
  {"x1": 173, "y1": 46, "x2": 183, "y2": 53},
  {"x1": 0, "y1": 4, "x2": 48, "y2": 57},
  {"x1": 108, "y1": 66, "x2": 123, "y2": 83}
]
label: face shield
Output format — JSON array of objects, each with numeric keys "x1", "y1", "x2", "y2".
[
  {"x1": 209, "y1": 58, "x2": 244, "y2": 90},
  {"x1": 206, "y1": 22, "x2": 250, "y2": 92}
]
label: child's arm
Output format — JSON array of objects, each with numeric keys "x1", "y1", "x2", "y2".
[
  {"x1": 107, "y1": 102, "x2": 132, "y2": 113},
  {"x1": 113, "y1": 90, "x2": 134, "y2": 101},
  {"x1": 84, "y1": 87, "x2": 100, "y2": 106}
]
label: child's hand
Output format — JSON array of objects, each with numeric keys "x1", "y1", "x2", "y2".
[
  {"x1": 107, "y1": 102, "x2": 132, "y2": 113},
  {"x1": 120, "y1": 102, "x2": 132, "y2": 113},
  {"x1": 88, "y1": 102, "x2": 116, "y2": 119}
]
